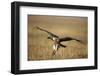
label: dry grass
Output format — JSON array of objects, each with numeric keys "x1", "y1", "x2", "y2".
[{"x1": 28, "y1": 15, "x2": 88, "y2": 61}]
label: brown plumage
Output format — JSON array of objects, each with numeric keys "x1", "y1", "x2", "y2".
[{"x1": 36, "y1": 26, "x2": 82, "y2": 56}]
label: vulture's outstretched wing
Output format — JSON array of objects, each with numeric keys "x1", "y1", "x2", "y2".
[
  {"x1": 36, "y1": 26, "x2": 59, "y2": 38},
  {"x1": 59, "y1": 37, "x2": 82, "y2": 43}
]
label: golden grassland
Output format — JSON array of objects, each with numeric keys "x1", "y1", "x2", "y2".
[{"x1": 28, "y1": 15, "x2": 88, "y2": 61}]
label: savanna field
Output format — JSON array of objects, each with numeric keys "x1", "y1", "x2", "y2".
[{"x1": 28, "y1": 15, "x2": 88, "y2": 61}]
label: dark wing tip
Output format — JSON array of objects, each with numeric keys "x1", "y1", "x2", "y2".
[
  {"x1": 74, "y1": 39, "x2": 85, "y2": 44},
  {"x1": 36, "y1": 26, "x2": 43, "y2": 31}
]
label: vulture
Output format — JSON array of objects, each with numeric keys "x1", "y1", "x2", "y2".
[{"x1": 36, "y1": 26, "x2": 82, "y2": 56}]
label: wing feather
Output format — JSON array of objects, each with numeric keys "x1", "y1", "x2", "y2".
[
  {"x1": 36, "y1": 26, "x2": 58, "y2": 38},
  {"x1": 59, "y1": 37, "x2": 82, "y2": 43}
]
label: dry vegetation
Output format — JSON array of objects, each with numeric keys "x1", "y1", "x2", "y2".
[{"x1": 28, "y1": 15, "x2": 88, "y2": 61}]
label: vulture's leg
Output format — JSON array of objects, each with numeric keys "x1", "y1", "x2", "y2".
[
  {"x1": 52, "y1": 44, "x2": 59, "y2": 56},
  {"x1": 52, "y1": 50, "x2": 56, "y2": 56}
]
